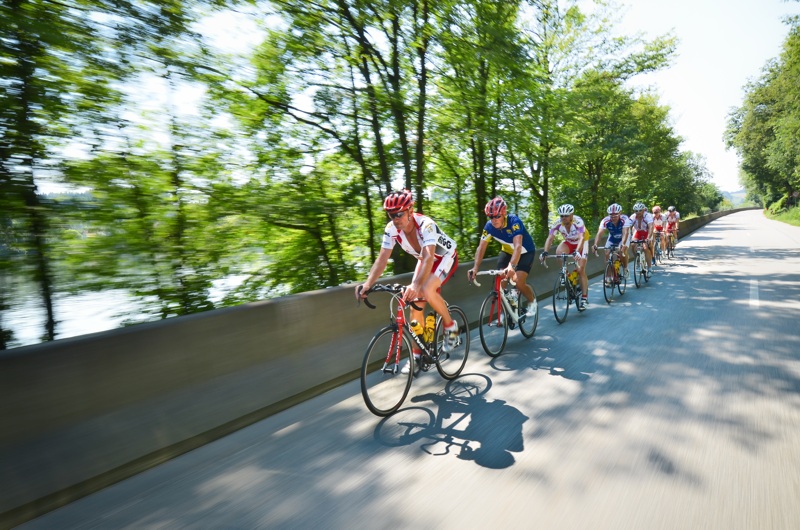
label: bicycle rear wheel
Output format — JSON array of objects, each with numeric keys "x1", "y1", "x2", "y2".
[
  {"x1": 552, "y1": 274, "x2": 569, "y2": 323},
  {"x1": 603, "y1": 262, "x2": 616, "y2": 304},
  {"x1": 435, "y1": 305, "x2": 470, "y2": 380},
  {"x1": 518, "y1": 288, "x2": 538, "y2": 338},
  {"x1": 478, "y1": 291, "x2": 507, "y2": 357},
  {"x1": 360, "y1": 326, "x2": 414, "y2": 416}
]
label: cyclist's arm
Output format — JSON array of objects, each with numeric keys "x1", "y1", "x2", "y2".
[
  {"x1": 508, "y1": 234, "x2": 524, "y2": 270},
  {"x1": 593, "y1": 226, "x2": 605, "y2": 249},
  {"x1": 470, "y1": 238, "x2": 490, "y2": 277},
  {"x1": 358, "y1": 246, "x2": 393, "y2": 298},
  {"x1": 542, "y1": 232, "x2": 555, "y2": 254}
]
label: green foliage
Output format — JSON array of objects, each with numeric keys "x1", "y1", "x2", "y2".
[{"x1": 1, "y1": 0, "x2": 728, "y2": 347}]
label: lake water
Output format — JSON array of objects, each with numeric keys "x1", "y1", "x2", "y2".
[{"x1": 1, "y1": 275, "x2": 248, "y2": 349}]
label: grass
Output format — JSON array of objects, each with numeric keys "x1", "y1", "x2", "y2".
[{"x1": 766, "y1": 205, "x2": 800, "y2": 227}]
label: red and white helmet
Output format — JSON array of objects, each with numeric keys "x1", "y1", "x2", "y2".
[
  {"x1": 383, "y1": 189, "x2": 414, "y2": 213},
  {"x1": 607, "y1": 203, "x2": 622, "y2": 214},
  {"x1": 485, "y1": 197, "x2": 507, "y2": 218}
]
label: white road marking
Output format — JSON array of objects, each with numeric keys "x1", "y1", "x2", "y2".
[{"x1": 750, "y1": 279, "x2": 759, "y2": 308}]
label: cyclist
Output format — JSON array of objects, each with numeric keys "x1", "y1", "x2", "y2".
[
  {"x1": 539, "y1": 204, "x2": 590, "y2": 310},
  {"x1": 627, "y1": 202, "x2": 654, "y2": 275},
  {"x1": 592, "y1": 203, "x2": 631, "y2": 282},
  {"x1": 467, "y1": 197, "x2": 536, "y2": 318},
  {"x1": 651, "y1": 205, "x2": 666, "y2": 262},
  {"x1": 355, "y1": 189, "x2": 459, "y2": 373},
  {"x1": 665, "y1": 205, "x2": 680, "y2": 250}
]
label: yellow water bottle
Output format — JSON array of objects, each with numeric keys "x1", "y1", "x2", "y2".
[
  {"x1": 568, "y1": 270, "x2": 578, "y2": 286},
  {"x1": 614, "y1": 261, "x2": 620, "y2": 273},
  {"x1": 424, "y1": 312, "x2": 436, "y2": 342},
  {"x1": 409, "y1": 320, "x2": 423, "y2": 336}
]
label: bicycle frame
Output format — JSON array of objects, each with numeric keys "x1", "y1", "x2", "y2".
[{"x1": 471, "y1": 271, "x2": 521, "y2": 327}]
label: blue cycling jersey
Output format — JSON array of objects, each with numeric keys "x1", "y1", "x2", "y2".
[
  {"x1": 480, "y1": 213, "x2": 536, "y2": 255},
  {"x1": 598, "y1": 214, "x2": 631, "y2": 244}
]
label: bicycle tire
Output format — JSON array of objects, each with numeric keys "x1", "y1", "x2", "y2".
[
  {"x1": 518, "y1": 288, "x2": 538, "y2": 338},
  {"x1": 617, "y1": 264, "x2": 627, "y2": 295},
  {"x1": 360, "y1": 326, "x2": 414, "y2": 417},
  {"x1": 478, "y1": 291, "x2": 507, "y2": 357},
  {"x1": 603, "y1": 262, "x2": 616, "y2": 304},
  {"x1": 552, "y1": 274, "x2": 570, "y2": 323},
  {"x1": 435, "y1": 305, "x2": 470, "y2": 380},
  {"x1": 633, "y1": 252, "x2": 643, "y2": 288}
]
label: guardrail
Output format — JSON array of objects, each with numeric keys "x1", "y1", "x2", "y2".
[{"x1": 0, "y1": 207, "x2": 757, "y2": 527}]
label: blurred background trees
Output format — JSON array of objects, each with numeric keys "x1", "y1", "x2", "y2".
[{"x1": 1, "y1": 0, "x2": 736, "y2": 348}]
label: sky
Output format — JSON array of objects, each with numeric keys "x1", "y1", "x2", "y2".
[{"x1": 611, "y1": 0, "x2": 800, "y2": 192}]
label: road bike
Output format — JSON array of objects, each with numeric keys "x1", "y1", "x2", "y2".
[
  {"x1": 630, "y1": 239, "x2": 652, "y2": 288},
  {"x1": 597, "y1": 244, "x2": 626, "y2": 304},
  {"x1": 666, "y1": 229, "x2": 678, "y2": 259},
  {"x1": 358, "y1": 284, "x2": 470, "y2": 416},
  {"x1": 653, "y1": 232, "x2": 664, "y2": 265},
  {"x1": 542, "y1": 254, "x2": 585, "y2": 323},
  {"x1": 469, "y1": 269, "x2": 538, "y2": 357}
]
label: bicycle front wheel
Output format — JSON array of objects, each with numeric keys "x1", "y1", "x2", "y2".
[
  {"x1": 633, "y1": 252, "x2": 643, "y2": 288},
  {"x1": 360, "y1": 326, "x2": 414, "y2": 417},
  {"x1": 618, "y1": 264, "x2": 627, "y2": 295},
  {"x1": 552, "y1": 274, "x2": 570, "y2": 323},
  {"x1": 518, "y1": 288, "x2": 538, "y2": 338},
  {"x1": 435, "y1": 305, "x2": 470, "y2": 380},
  {"x1": 603, "y1": 262, "x2": 616, "y2": 304},
  {"x1": 478, "y1": 291, "x2": 507, "y2": 357}
]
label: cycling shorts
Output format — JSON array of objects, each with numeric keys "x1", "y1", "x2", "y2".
[
  {"x1": 498, "y1": 250, "x2": 535, "y2": 274},
  {"x1": 562, "y1": 240, "x2": 589, "y2": 258},
  {"x1": 418, "y1": 251, "x2": 458, "y2": 286}
]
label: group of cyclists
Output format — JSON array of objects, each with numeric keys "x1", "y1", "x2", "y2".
[{"x1": 355, "y1": 189, "x2": 680, "y2": 371}]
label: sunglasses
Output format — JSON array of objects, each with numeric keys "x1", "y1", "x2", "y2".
[
  {"x1": 488, "y1": 214, "x2": 503, "y2": 220},
  {"x1": 387, "y1": 210, "x2": 407, "y2": 219},
  {"x1": 560, "y1": 214, "x2": 571, "y2": 218}
]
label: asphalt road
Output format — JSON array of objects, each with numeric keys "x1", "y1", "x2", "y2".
[{"x1": 21, "y1": 210, "x2": 800, "y2": 529}]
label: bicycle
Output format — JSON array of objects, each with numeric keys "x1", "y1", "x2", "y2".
[
  {"x1": 596, "y1": 245, "x2": 626, "y2": 303},
  {"x1": 666, "y1": 229, "x2": 677, "y2": 259},
  {"x1": 469, "y1": 270, "x2": 538, "y2": 357},
  {"x1": 358, "y1": 284, "x2": 470, "y2": 417},
  {"x1": 653, "y1": 232, "x2": 664, "y2": 265},
  {"x1": 542, "y1": 254, "x2": 585, "y2": 323},
  {"x1": 630, "y1": 239, "x2": 652, "y2": 288}
]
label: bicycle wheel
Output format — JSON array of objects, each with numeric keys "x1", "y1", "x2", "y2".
[
  {"x1": 667, "y1": 235, "x2": 675, "y2": 259},
  {"x1": 518, "y1": 288, "x2": 538, "y2": 338},
  {"x1": 435, "y1": 305, "x2": 470, "y2": 380},
  {"x1": 603, "y1": 262, "x2": 616, "y2": 304},
  {"x1": 360, "y1": 325, "x2": 414, "y2": 417},
  {"x1": 644, "y1": 254, "x2": 651, "y2": 283},
  {"x1": 655, "y1": 242, "x2": 664, "y2": 264},
  {"x1": 617, "y1": 263, "x2": 627, "y2": 295},
  {"x1": 478, "y1": 291, "x2": 507, "y2": 357},
  {"x1": 633, "y1": 252, "x2": 643, "y2": 288},
  {"x1": 552, "y1": 274, "x2": 570, "y2": 323}
]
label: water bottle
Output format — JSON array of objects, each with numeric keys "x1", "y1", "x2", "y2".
[
  {"x1": 508, "y1": 289, "x2": 518, "y2": 309},
  {"x1": 568, "y1": 270, "x2": 578, "y2": 286},
  {"x1": 423, "y1": 312, "x2": 436, "y2": 342},
  {"x1": 614, "y1": 261, "x2": 620, "y2": 273},
  {"x1": 409, "y1": 320, "x2": 424, "y2": 336}
]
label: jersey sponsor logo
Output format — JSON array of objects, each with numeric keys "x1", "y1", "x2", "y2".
[
  {"x1": 437, "y1": 234, "x2": 453, "y2": 249},
  {"x1": 512, "y1": 223, "x2": 520, "y2": 232}
]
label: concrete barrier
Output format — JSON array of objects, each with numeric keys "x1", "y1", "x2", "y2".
[{"x1": 0, "y1": 207, "x2": 757, "y2": 526}]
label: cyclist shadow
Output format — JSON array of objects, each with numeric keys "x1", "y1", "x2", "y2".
[{"x1": 373, "y1": 373, "x2": 528, "y2": 469}]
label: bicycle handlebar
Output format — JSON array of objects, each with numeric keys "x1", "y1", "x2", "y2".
[
  {"x1": 358, "y1": 284, "x2": 425, "y2": 311},
  {"x1": 469, "y1": 269, "x2": 517, "y2": 288}
]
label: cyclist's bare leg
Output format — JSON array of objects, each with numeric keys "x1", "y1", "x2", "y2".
[
  {"x1": 421, "y1": 276, "x2": 454, "y2": 328},
  {"x1": 512, "y1": 270, "x2": 535, "y2": 304}
]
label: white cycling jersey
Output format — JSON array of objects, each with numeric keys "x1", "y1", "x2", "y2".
[{"x1": 381, "y1": 213, "x2": 457, "y2": 259}]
